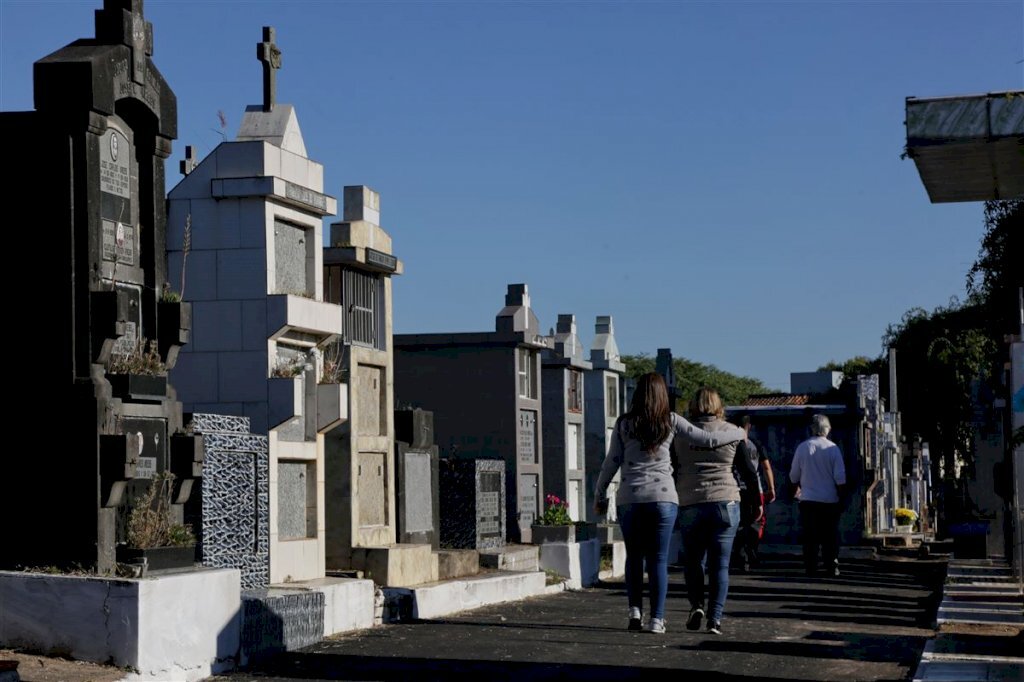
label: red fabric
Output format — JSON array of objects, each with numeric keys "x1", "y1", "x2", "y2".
[{"x1": 755, "y1": 492, "x2": 767, "y2": 540}]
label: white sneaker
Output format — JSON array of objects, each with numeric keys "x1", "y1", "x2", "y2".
[
  {"x1": 627, "y1": 607, "x2": 642, "y2": 631},
  {"x1": 646, "y1": 617, "x2": 666, "y2": 634}
]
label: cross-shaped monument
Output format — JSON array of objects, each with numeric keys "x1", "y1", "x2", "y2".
[
  {"x1": 179, "y1": 145, "x2": 197, "y2": 176},
  {"x1": 256, "y1": 26, "x2": 282, "y2": 112},
  {"x1": 94, "y1": 0, "x2": 153, "y2": 85}
]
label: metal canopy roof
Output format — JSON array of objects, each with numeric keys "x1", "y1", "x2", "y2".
[{"x1": 905, "y1": 91, "x2": 1024, "y2": 203}]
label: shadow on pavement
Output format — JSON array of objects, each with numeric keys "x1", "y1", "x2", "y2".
[
  {"x1": 673, "y1": 630, "x2": 928, "y2": 665},
  {"x1": 253, "y1": 652, "x2": 809, "y2": 681}
]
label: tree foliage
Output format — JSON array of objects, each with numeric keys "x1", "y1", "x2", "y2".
[
  {"x1": 966, "y1": 199, "x2": 1022, "y2": 332},
  {"x1": 622, "y1": 353, "x2": 771, "y2": 409},
  {"x1": 883, "y1": 301, "x2": 996, "y2": 483},
  {"x1": 818, "y1": 355, "x2": 886, "y2": 383},
  {"x1": 822, "y1": 199, "x2": 1019, "y2": 516}
]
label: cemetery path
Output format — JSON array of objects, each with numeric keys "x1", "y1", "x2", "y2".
[{"x1": 212, "y1": 555, "x2": 954, "y2": 682}]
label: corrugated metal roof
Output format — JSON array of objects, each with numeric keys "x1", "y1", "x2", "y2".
[
  {"x1": 905, "y1": 91, "x2": 1024, "y2": 203},
  {"x1": 742, "y1": 394, "x2": 811, "y2": 406}
]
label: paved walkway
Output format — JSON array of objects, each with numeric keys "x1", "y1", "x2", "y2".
[{"x1": 211, "y1": 554, "x2": 968, "y2": 681}]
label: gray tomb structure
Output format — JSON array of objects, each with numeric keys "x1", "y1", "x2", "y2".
[
  {"x1": 584, "y1": 316, "x2": 626, "y2": 524},
  {"x1": 394, "y1": 284, "x2": 551, "y2": 543},
  {"x1": 2, "y1": 0, "x2": 203, "y2": 574},
  {"x1": 541, "y1": 314, "x2": 593, "y2": 522},
  {"x1": 394, "y1": 408, "x2": 440, "y2": 548},
  {"x1": 167, "y1": 26, "x2": 343, "y2": 584},
  {"x1": 439, "y1": 459, "x2": 506, "y2": 550},
  {"x1": 323, "y1": 186, "x2": 426, "y2": 584}
]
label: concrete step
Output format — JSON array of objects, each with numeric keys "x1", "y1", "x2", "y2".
[
  {"x1": 949, "y1": 561, "x2": 1013, "y2": 570},
  {"x1": 436, "y1": 549, "x2": 480, "y2": 580},
  {"x1": 947, "y1": 583, "x2": 1022, "y2": 594},
  {"x1": 383, "y1": 570, "x2": 547, "y2": 621},
  {"x1": 478, "y1": 544, "x2": 540, "y2": 572},
  {"x1": 913, "y1": 660, "x2": 1024, "y2": 681},
  {"x1": 936, "y1": 605, "x2": 1024, "y2": 627},
  {"x1": 922, "y1": 635, "x2": 1024, "y2": 663}
]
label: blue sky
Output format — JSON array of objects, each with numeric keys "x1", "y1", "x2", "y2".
[{"x1": 2, "y1": 0, "x2": 1021, "y2": 390}]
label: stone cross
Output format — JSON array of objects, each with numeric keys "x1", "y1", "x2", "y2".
[
  {"x1": 95, "y1": 0, "x2": 153, "y2": 85},
  {"x1": 256, "y1": 26, "x2": 282, "y2": 112},
  {"x1": 179, "y1": 145, "x2": 196, "y2": 176}
]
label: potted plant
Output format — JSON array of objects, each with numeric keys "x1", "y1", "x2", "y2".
[
  {"x1": 893, "y1": 507, "x2": 918, "y2": 532},
  {"x1": 316, "y1": 343, "x2": 348, "y2": 432},
  {"x1": 268, "y1": 354, "x2": 308, "y2": 428},
  {"x1": 532, "y1": 494, "x2": 576, "y2": 544},
  {"x1": 117, "y1": 471, "x2": 196, "y2": 572},
  {"x1": 107, "y1": 337, "x2": 168, "y2": 399}
]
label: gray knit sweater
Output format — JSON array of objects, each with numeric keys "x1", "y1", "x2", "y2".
[
  {"x1": 595, "y1": 413, "x2": 746, "y2": 506},
  {"x1": 673, "y1": 416, "x2": 754, "y2": 507}
]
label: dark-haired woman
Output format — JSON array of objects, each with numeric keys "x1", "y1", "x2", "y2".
[{"x1": 594, "y1": 373, "x2": 745, "y2": 634}]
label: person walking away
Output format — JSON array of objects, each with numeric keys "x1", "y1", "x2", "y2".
[
  {"x1": 730, "y1": 432, "x2": 763, "y2": 572},
  {"x1": 731, "y1": 416, "x2": 776, "y2": 571},
  {"x1": 674, "y1": 387, "x2": 756, "y2": 636},
  {"x1": 789, "y1": 414, "x2": 847, "y2": 577},
  {"x1": 594, "y1": 373, "x2": 745, "y2": 635}
]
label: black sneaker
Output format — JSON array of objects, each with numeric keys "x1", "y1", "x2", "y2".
[
  {"x1": 706, "y1": 620, "x2": 722, "y2": 635},
  {"x1": 686, "y1": 606, "x2": 704, "y2": 631}
]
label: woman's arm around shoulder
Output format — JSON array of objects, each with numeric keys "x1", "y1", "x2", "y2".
[{"x1": 671, "y1": 413, "x2": 745, "y2": 448}]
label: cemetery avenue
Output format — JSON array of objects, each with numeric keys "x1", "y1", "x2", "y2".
[
  {"x1": 0, "y1": 2, "x2": 1021, "y2": 682},
  {"x1": 207, "y1": 556, "x2": 962, "y2": 682}
]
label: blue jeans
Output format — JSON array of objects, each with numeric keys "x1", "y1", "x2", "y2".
[
  {"x1": 679, "y1": 501, "x2": 740, "y2": 623},
  {"x1": 617, "y1": 502, "x2": 678, "y2": 620}
]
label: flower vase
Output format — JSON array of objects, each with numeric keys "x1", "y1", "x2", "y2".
[{"x1": 531, "y1": 524, "x2": 575, "y2": 544}]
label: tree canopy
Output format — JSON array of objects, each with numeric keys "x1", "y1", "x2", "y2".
[{"x1": 622, "y1": 353, "x2": 771, "y2": 409}]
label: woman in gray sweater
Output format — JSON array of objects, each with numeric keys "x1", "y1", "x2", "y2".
[
  {"x1": 673, "y1": 387, "x2": 759, "y2": 636},
  {"x1": 594, "y1": 374, "x2": 745, "y2": 634}
]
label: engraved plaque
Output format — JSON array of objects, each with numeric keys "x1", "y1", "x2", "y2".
[
  {"x1": 102, "y1": 219, "x2": 137, "y2": 265},
  {"x1": 518, "y1": 410, "x2": 537, "y2": 464},
  {"x1": 122, "y1": 417, "x2": 166, "y2": 469},
  {"x1": 136, "y1": 456, "x2": 156, "y2": 479},
  {"x1": 110, "y1": 283, "x2": 142, "y2": 356},
  {"x1": 477, "y1": 471, "x2": 502, "y2": 538},
  {"x1": 100, "y1": 128, "x2": 131, "y2": 198},
  {"x1": 518, "y1": 473, "x2": 538, "y2": 526}
]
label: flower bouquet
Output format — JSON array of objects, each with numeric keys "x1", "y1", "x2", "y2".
[{"x1": 894, "y1": 507, "x2": 918, "y2": 531}]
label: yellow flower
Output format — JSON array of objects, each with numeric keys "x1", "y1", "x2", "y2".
[{"x1": 894, "y1": 508, "x2": 918, "y2": 524}]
